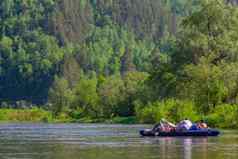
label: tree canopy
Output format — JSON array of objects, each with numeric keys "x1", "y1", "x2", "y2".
[{"x1": 1, "y1": 0, "x2": 238, "y2": 127}]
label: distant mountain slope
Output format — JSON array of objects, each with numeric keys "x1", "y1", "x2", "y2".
[
  {"x1": 0, "y1": 0, "x2": 198, "y2": 104},
  {"x1": 50, "y1": 0, "x2": 94, "y2": 44},
  {"x1": 51, "y1": 0, "x2": 198, "y2": 44}
]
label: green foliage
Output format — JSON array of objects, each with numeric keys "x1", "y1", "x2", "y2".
[
  {"x1": 52, "y1": 0, "x2": 93, "y2": 43},
  {"x1": 47, "y1": 71, "x2": 148, "y2": 120},
  {"x1": 0, "y1": 0, "x2": 198, "y2": 104},
  {"x1": 94, "y1": 0, "x2": 197, "y2": 40},
  {"x1": 205, "y1": 104, "x2": 238, "y2": 128},
  {"x1": 148, "y1": 0, "x2": 238, "y2": 120},
  {"x1": 173, "y1": 0, "x2": 238, "y2": 115},
  {"x1": 136, "y1": 99, "x2": 199, "y2": 124},
  {"x1": 73, "y1": 75, "x2": 100, "y2": 117},
  {"x1": 0, "y1": 0, "x2": 65, "y2": 102},
  {"x1": 98, "y1": 75, "x2": 125, "y2": 118},
  {"x1": 1, "y1": 0, "x2": 238, "y2": 129},
  {"x1": 0, "y1": 108, "x2": 52, "y2": 122},
  {"x1": 79, "y1": 23, "x2": 154, "y2": 75},
  {"x1": 97, "y1": 72, "x2": 149, "y2": 118},
  {"x1": 48, "y1": 77, "x2": 74, "y2": 116},
  {"x1": 173, "y1": 0, "x2": 238, "y2": 68},
  {"x1": 179, "y1": 59, "x2": 238, "y2": 114}
]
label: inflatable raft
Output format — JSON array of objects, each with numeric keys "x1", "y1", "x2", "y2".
[{"x1": 140, "y1": 129, "x2": 220, "y2": 137}]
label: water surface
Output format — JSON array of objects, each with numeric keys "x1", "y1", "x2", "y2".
[{"x1": 0, "y1": 124, "x2": 237, "y2": 159}]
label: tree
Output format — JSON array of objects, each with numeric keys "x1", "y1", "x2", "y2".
[
  {"x1": 173, "y1": 0, "x2": 238, "y2": 68},
  {"x1": 61, "y1": 54, "x2": 81, "y2": 88},
  {"x1": 98, "y1": 75, "x2": 125, "y2": 117},
  {"x1": 73, "y1": 75, "x2": 100, "y2": 117},
  {"x1": 173, "y1": 0, "x2": 238, "y2": 113},
  {"x1": 122, "y1": 71, "x2": 149, "y2": 116},
  {"x1": 180, "y1": 58, "x2": 228, "y2": 113},
  {"x1": 48, "y1": 77, "x2": 74, "y2": 116},
  {"x1": 120, "y1": 48, "x2": 136, "y2": 76},
  {"x1": 0, "y1": 0, "x2": 65, "y2": 104}
]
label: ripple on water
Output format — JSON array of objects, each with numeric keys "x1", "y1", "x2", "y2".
[{"x1": 0, "y1": 124, "x2": 237, "y2": 159}]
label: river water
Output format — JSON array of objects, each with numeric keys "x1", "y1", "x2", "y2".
[{"x1": 0, "y1": 124, "x2": 237, "y2": 159}]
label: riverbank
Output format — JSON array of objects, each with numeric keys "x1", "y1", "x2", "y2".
[
  {"x1": 0, "y1": 108, "x2": 138, "y2": 124},
  {"x1": 0, "y1": 108, "x2": 237, "y2": 129}
]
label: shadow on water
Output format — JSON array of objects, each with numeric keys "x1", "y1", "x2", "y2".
[{"x1": 0, "y1": 124, "x2": 237, "y2": 159}]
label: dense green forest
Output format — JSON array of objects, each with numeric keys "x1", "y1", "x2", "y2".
[{"x1": 1, "y1": 0, "x2": 238, "y2": 128}]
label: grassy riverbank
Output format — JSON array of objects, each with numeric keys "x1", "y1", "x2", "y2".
[
  {"x1": 136, "y1": 100, "x2": 238, "y2": 129},
  {"x1": 0, "y1": 108, "x2": 137, "y2": 124},
  {"x1": 0, "y1": 107, "x2": 237, "y2": 129},
  {"x1": 0, "y1": 108, "x2": 53, "y2": 123}
]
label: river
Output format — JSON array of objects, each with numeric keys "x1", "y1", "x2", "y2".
[{"x1": 0, "y1": 124, "x2": 237, "y2": 159}]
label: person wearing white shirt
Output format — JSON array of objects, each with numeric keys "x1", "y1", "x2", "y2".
[{"x1": 176, "y1": 118, "x2": 193, "y2": 132}]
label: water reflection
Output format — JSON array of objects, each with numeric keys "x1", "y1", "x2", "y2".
[
  {"x1": 142, "y1": 137, "x2": 211, "y2": 159},
  {"x1": 183, "y1": 138, "x2": 210, "y2": 159},
  {"x1": 184, "y1": 138, "x2": 192, "y2": 159},
  {"x1": 0, "y1": 124, "x2": 237, "y2": 159}
]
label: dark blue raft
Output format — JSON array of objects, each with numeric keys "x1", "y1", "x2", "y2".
[{"x1": 140, "y1": 129, "x2": 220, "y2": 137}]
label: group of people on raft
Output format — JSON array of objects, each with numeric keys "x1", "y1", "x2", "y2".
[{"x1": 152, "y1": 118, "x2": 208, "y2": 133}]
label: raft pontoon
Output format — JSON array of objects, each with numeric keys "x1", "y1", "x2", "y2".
[{"x1": 140, "y1": 129, "x2": 220, "y2": 137}]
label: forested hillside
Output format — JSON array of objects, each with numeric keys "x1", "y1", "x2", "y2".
[
  {"x1": 0, "y1": 0, "x2": 195, "y2": 104},
  {"x1": 51, "y1": 0, "x2": 198, "y2": 42},
  {"x1": 1, "y1": 0, "x2": 238, "y2": 127}
]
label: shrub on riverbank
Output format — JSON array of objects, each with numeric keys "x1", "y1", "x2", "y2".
[
  {"x1": 0, "y1": 108, "x2": 53, "y2": 122},
  {"x1": 0, "y1": 102, "x2": 238, "y2": 129},
  {"x1": 136, "y1": 99, "x2": 199, "y2": 124},
  {"x1": 205, "y1": 104, "x2": 238, "y2": 129},
  {"x1": 136, "y1": 99, "x2": 238, "y2": 129}
]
